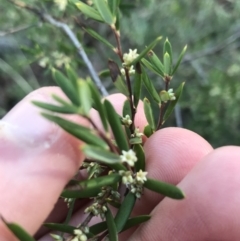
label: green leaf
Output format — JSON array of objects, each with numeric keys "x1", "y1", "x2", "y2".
[
  {"x1": 83, "y1": 27, "x2": 114, "y2": 49},
  {"x1": 104, "y1": 100, "x2": 129, "y2": 151},
  {"x1": 2, "y1": 220, "x2": 36, "y2": 241},
  {"x1": 129, "y1": 137, "x2": 142, "y2": 145},
  {"x1": 93, "y1": 0, "x2": 115, "y2": 25},
  {"x1": 144, "y1": 178, "x2": 185, "y2": 199},
  {"x1": 82, "y1": 145, "x2": 119, "y2": 164},
  {"x1": 147, "y1": 51, "x2": 164, "y2": 77},
  {"x1": 141, "y1": 58, "x2": 163, "y2": 77},
  {"x1": 163, "y1": 82, "x2": 185, "y2": 124},
  {"x1": 89, "y1": 215, "x2": 150, "y2": 235},
  {"x1": 143, "y1": 98, "x2": 156, "y2": 130},
  {"x1": 78, "y1": 80, "x2": 92, "y2": 116},
  {"x1": 62, "y1": 174, "x2": 121, "y2": 198},
  {"x1": 108, "y1": 0, "x2": 119, "y2": 17},
  {"x1": 115, "y1": 192, "x2": 136, "y2": 232},
  {"x1": 88, "y1": 80, "x2": 108, "y2": 132},
  {"x1": 122, "y1": 99, "x2": 132, "y2": 119},
  {"x1": 133, "y1": 62, "x2": 142, "y2": 107},
  {"x1": 105, "y1": 206, "x2": 118, "y2": 241},
  {"x1": 142, "y1": 68, "x2": 161, "y2": 104},
  {"x1": 65, "y1": 65, "x2": 79, "y2": 91},
  {"x1": 52, "y1": 68, "x2": 80, "y2": 106},
  {"x1": 121, "y1": 215, "x2": 151, "y2": 232},
  {"x1": 133, "y1": 144, "x2": 145, "y2": 171},
  {"x1": 75, "y1": 2, "x2": 104, "y2": 22},
  {"x1": 172, "y1": 45, "x2": 187, "y2": 75},
  {"x1": 163, "y1": 38, "x2": 173, "y2": 65},
  {"x1": 108, "y1": 60, "x2": 129, "y2": 96},
  {"x1": 32, "y1": 101, "x2": 78, "y2": 114},
  {"x1": 143, "y1": 124, "x2": 154, "y2": 138},
  {"x1": 42, "y1": 113, "x2": 108, "y2": 149},
  {"x1": 164, "y1": 52, "x2": 171, "y2": 76},
  {"x1": 44, "y1": 223, "x2": 74, "y2": 234},
  {"x1": 98, "y1": 69, "x2": 110, "y2": 78},
  {"x1": 130, "y1": 36, "x2": 162, "y2": 65}
]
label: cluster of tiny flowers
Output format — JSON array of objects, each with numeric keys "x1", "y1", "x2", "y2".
[
  {"x1": 83, "y1": 162, "x2": 103, "y2": 178},
  {"x1": 63, "y1": 198, "x2": 74, "y2": 208},
  {"x1": 160, "y1": 89, "x2": 176, "y2": 103},
  {"x1": 71, "y1": 228, "x2": 89, "y2": 241},
  {"x1": 168, "y1": 89, "x2": 176, "y2": 101},
  {"x1": 84, "y1": 202, "x2": 107, "y2": 220},
  {"x1": 119, "y1": 170, "x2": 148, "y2": 198},
  {"x1": 54, "y1": 0, "x2": 68, "y2": 11},
  {"x1": 131, "y1": 128, "x2": 144, "y2": 138},
  {"x1": 120, "y1": 149, "x2": 137, "y2": 166},
  {"x1": 121, "y1": 49, "x2": 139, "y2": 76},
  {"x1": 121, "y1": 114, "x2": 132, "y2": 127}
]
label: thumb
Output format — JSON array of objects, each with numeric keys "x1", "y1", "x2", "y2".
[{"x1": 0, "y1": 87, "x2": 85, "y2": 240}]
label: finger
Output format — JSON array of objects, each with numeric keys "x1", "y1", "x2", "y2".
[
  {"x1": 133, "y1": 127, "x2": 213, "y2": 215},
  {"x1": 129, "y1": 146, "x2": 240, "y2": 241},
  {"x1": 0, "y1": 87, "x2": 87, "y2": 239}
]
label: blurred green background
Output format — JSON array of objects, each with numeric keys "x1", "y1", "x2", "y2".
[{"x1": 0, "y1": 0, "x2": 240, "y2": 147}]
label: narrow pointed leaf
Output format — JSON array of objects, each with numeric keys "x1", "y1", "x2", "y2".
[
  {"x1": 105, "y1": 207, "x2": 118, "y2": 241},
  {"x1": 147, "y1": 51, "x2": 164, "y2": 77},
  {"x1": 129, "y1": 137, "x2": 142, "y2": 145},
  {"x1": 62, "y1": 174, "x2": 121, "y2": 198},
  {"x1": 83, "y1": 27, "x2": 114, "y2": 49},
  {"x1": 93, "y1": 0, "x2": 114, "y2": 25},
  {"x1": 52, "y1": 68, "x2": 80, "y2": 106},
  {"x1": 42, "y1": 113, "x2": 108, "y2": 149},
  {"x1": 2, "y1": 221, "x2": 36, "y2": 241},
  {"x1": 143, "y1": 98, "x2": 156, "y2": 130},
  {"x1": 65, "y1": 65, "x2": 79, "y2": 92},
  {"x1": 133, "y1": 144, "x2": 145, "y2": 171},
  {"x1": 78, "y1": 80, "x2": 92, "y2": 116},
  {"x1": 164, "y1": 52, "x2": 171, "y2": 76},
  {"x1": 108, "y1": 60, "x2": 129, "y2": 96},
  {"x1": 121, "y1": 215, "x2": 151, "y2": 232},
  {"x1": 108, "y1": 0, "x2": 119, "y2": 16},
  {"x1": 98, "y1": 69, "x2": 110, "y2": 78},
  {"x1": 163, "y1": 82, "x2": 185, "y2": 124},
  {"x1": 163, "y1": 38, "x2": 173, "y2": 65},
  {"x1": 44, "y1": 223, "x2": 75, "y2": 234},
  {"x1": 133, "y1": 62, "x2": 142, "y2": 107},
  {"x1": 115, "y1": 192, "x2": 136, "y2": 232},
  {"x1": 89, "y1": 214, "x2": 149, "y2": 236},
  {"x1": 130, "y1": 36, "x2": 162, "y2": 65},
  {"x1": 82, "y1": 145, "x2": 119, "y2": 164},
  {"x1": 104, "y1": 100, "x2": 129, "y2": 151},
  {"x1": 75, "y1": 2, "x2": 104, "y2": 22},
  {"x1": 141, "y1": 58, "x2": 163, "y2": 77},
  {"x1": 144, "y1": 178, "x2": 185, "y2": 199},
  {"x1": 122, "y1": 99, "x2": 132, "y2": 118},
  {"x1": 143, "y1": 124, "x2": 154, "y2": 137},
  {"x1": 142, "y1": 68, "x2": 161, "y2": 104},
  {"x1": 88, "y1": 80, "x2": 108, "y2": 131},
  {"x1": 32, "y1": 101, "x2": 78, "y2": 114},
  {"x1": 172, "y1": 45, "x2": 187, "y2": 75}
]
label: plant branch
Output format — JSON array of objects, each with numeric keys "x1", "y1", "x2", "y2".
[{"x1": 7, "y1": 0, "x2": 108, "y2": 97}]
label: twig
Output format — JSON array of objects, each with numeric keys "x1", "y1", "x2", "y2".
[{"x1": 7, "y1": 0, "x2": 108, "y2": 97}]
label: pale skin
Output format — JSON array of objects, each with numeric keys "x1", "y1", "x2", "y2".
[{"x1": 1, "y1": 87, "x2": 240, "y2": 241}]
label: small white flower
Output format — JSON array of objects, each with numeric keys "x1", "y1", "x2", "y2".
[
  {"x1": 121, "y1": 65, "x2": 135, "y2": 76},
  {"x1": 120, "y1": 149, "x2": 137, "y2": 166},
  {"x1": 123, "y1": 49, "x2": 139, "y2": 66},
  {"x1": 168, "y1": 89, "x2": 176, "y2": 101},
  {"x1": 74, "y1": 229, "x2": 82, "y2": 236},
  {"x1": 121, "y1": 114, "x2": 132, "y2": 127},
  {"x1": 136, "y1": 170, "x2": 148, "y2": 183},
  {"x1": 132, "y1": 128, "x2": 144, "y2": 138},
  {"x1": 79, "y1": 234, "x2": 88, "y2": 241},
  {"x1": 50, "y1": 234, "x2": 63, "y2": 241}
]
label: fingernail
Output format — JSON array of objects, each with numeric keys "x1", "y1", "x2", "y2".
[{"x1": 1, "y1": 92, "x2": 60, "y2": 149}]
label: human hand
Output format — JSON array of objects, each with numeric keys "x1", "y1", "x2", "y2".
[{"x1": 1, "y1": 87, "x2": 240, "y2": 241}]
